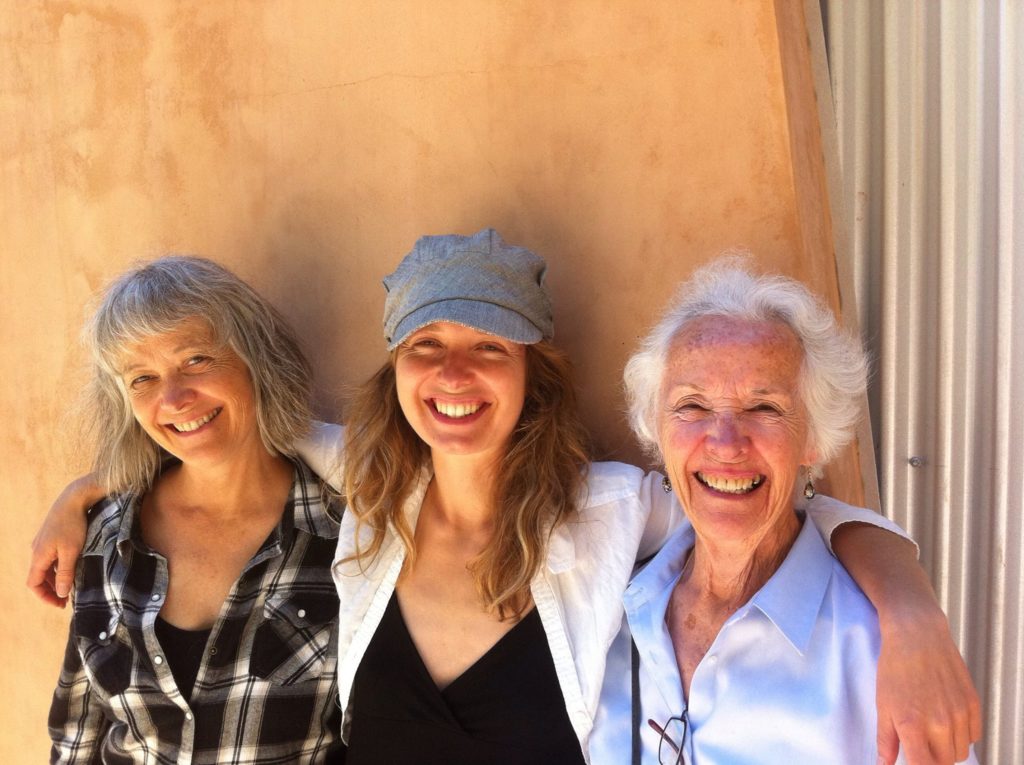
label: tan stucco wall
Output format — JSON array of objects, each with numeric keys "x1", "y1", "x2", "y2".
[{"x1": 1, "y1": 1, "x2": 860, "y2": 759}]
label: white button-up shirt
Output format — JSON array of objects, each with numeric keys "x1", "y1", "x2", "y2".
[{"x1": 590, "y1": 514, "x2": 977, "y2": 764}]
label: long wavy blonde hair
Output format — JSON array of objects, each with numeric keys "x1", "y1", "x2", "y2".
[{"x1": 342, "y1": 340, "x2": 590, "y2": 620}]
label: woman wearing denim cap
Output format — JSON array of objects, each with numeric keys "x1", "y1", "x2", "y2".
[
  {"x1": 589, "y1": 260, "x2": 978, "y2": 764},
  {"x1": 31, "y1": 232, "x2": 978, "y2": 763}
]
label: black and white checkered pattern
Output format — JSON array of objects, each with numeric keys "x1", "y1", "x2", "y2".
[{"x1": 49, "y1": 459, "x2": 345, "y2": 764}]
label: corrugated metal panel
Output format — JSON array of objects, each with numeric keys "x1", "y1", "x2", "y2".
[{"x1": 823, "y1": 1, "x2": 1023, "y2": 761}]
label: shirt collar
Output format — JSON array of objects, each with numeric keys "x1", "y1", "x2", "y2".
[
  {"x1": 290, "y1": 457, "x2": 341, "y2": 539},
  {"x1": 625, "y1": 522, "x2": 696, "y2": 607},
  {"x1": 747, "y1": 515, "x2": 832, "y2": 654},
  {"x1": 624, "y1": 513, "x2": 833, "y2": 655},
  {"x1": 114, "y1": 493, "x2": 145, "y2": 556}
]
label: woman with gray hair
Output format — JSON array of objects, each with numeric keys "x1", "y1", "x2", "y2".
[
  {"x1": 590, "y1": 258, "x2": 977, "y2": 764},
  {"x1": 47, "y1": 256, "x2": 344, "y2": 763}
]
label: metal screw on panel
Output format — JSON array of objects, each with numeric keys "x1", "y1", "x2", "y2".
[{"x1": 908, "y1": 456, "x2": 925, "y2": 468}]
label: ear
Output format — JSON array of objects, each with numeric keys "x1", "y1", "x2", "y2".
[{"x1": 801, "y1": 438, "x2": 820, "y2": 468}]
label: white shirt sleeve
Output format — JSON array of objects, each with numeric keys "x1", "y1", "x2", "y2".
[
  {"x1": 296, "y1": 421, "x2": 345, "y2": 490},
  {"x1": 805, "y1": 493, "x2": 919, "y2": 557}
]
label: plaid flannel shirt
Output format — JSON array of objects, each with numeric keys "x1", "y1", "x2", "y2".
[{"x1": 48, "y1": 459, "x2": 344, "y2": 764}]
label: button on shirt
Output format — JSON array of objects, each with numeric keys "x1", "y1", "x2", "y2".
[
  {"x1": 48, "y1": 459, "x2": 344, "y2": 765},
  {"x1": 590, "y1": 513, "x2": 978, "y2": 765}
]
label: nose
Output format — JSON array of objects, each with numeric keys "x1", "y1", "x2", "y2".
[
  {"x1": 159, "y1": 374, "x2": 196, "y2": 412},
  {"x1": 436, "y1": 350, "x2": 474, "y2": 388},
  {"x1": 706, "y1": 412, "x2": 748, "y2": 461}
]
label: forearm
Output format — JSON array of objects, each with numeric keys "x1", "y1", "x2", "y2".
[
  {"x1": 832, "y1": 521, "x2": 981, "y2": 764},
  {"x1": 831, "y1": 520, "x2": 937, "y2": 625}
]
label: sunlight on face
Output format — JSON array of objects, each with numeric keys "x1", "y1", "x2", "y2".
[
  {"x1": 394, "y1": 322, "x2": 527, "y2": 464},
  {"x1": 657, "y1": 316, "x2": 816, "y2": 546}
]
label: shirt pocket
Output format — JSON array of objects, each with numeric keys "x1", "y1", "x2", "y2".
[
  {"x1": 74, "y1": 608, "x2": 133, "y2": 697},
  {"x1": 250, "y1": 591, "x2": 338, "y2": 685}
]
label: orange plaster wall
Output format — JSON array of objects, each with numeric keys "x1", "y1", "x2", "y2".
[{"x1": 0, "y1": 1, "x2": 855, "y2": 759}]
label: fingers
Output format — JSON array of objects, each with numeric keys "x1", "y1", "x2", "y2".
[
  {"x1": 26, "y1": 561, "x2": 67, "y2": 608},
  {"x1": 967, "y1": 687, "x2": 983, "y2": 743},
  {"x1": 54, "y1": 545, "x2": 77, "y2": 599},
  {"x1": 893, "y1": 705, "x2": 971, "y2": 765},
  {"x1": 876, "y1": 717, "x2": 900, "y2": 765},
  {"x1": 27, "y1": 534, "x2": 76, "y2": 607},
  {"x1": 896, "y1": 720, "x2": 933, "y2": 765}
]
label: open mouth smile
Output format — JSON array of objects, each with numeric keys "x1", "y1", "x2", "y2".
[
  {"x1": 696, "y1": 471, "x2": 765, "y2": 495},
  {"x1": 430, "y1": 399, "x2": 488, "y2": 421},
  {"x1": 168, "y1": 408, "x2": 222, "y2": 433}
]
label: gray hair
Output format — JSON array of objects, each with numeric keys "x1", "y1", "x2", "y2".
[
  {"x1": 623, "y1": 256, "x2": 868, "y2": 474},
  {"x1": 84, "y1": 255, "x2": 313, "y2": 494}
]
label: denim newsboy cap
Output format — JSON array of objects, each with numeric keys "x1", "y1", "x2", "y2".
[{"x1": 383, "y1": 228, "x2": 553, "y2": 350}]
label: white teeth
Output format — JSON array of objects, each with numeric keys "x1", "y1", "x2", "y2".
[
  {"x1": 697, "y1": 472, "x2": 764, "y2": 494},
  {"x1": 171, "y1": 409, "x2": 220, "y2": 432},
  {"x1": 434, "y1": 401, "x2": 482, "y2": 418}
]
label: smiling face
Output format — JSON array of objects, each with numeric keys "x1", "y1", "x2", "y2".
[
  {"x1": 117, "y1": 317, "x2": 261, "y2": 469},
  {"x1": 657, "y1": 316, "x2": 816, "y2": 547},
  {"x1": 394, "y1": 322, "x2": 528, "y2": 464}
]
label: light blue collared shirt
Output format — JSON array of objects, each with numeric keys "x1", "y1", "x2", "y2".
[{"x1": 590, "y1": 513, "x2": 976, "y2": 764}]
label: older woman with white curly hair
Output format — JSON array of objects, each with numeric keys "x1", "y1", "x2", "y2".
[{"x1": 590, "y1": 258, "x2": 978, "y2": 764}]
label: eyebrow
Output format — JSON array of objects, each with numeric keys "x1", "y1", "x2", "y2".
[
  {"x1": 119, "y1": 340, "x2": 214, "y2": 374},
  {"x1": 666, "y1": 383, "x2": 789, "y2": 397}
]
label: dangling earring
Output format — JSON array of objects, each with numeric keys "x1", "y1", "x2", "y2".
[
  {"x1": 662, "y1": 475, "x2": 672, "y2": 494},
  {"x1": 803, "y1": 469, "x2": 816, "y2": 499}
]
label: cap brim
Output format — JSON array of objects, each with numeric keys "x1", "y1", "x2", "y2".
[{"x1": 387, "y1": 299, "x2": 544, "y2": 350}]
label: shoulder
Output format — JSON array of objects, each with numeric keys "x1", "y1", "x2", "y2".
[
  {"x1": 83, "y1": 493, "x2": 133, "y2": 555},
  {"x1": 551, "y1": 462, "x2": 654, "y2": 558},
  {"x1": 581, "y1": 461, "x2": 649, "y2": 505},
  {"x1": 819, "y1": 548, "x2": 882, "y2": 642},
  {"x1": 290, "y1": 457, "x2": 342, "y2": 540}
]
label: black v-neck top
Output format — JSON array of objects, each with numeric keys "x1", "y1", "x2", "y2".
[
  {"x1": 154, "y1": 616, "x2": 212, "y2": 703},
  {"x1": 346, "y1": 592, "x2": 585, "y2": 764}
]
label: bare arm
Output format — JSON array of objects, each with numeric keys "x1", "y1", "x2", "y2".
[
  {"x1": 27, "y1": 474, "x2": 103, "y2": 607},
  {"x1": 833, "y1": 522, "x2": 982, "y2": 765}
]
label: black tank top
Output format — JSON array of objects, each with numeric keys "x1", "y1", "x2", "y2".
[
  {"x1": 154, "y1": 616, "x2": 212, "y2": 703},
  {"x1": 346, "y1": 592, "x2": 586, "y2": 764}
]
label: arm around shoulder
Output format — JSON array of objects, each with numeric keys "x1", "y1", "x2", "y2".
[
  {"x1": 27, "y1": 474, "x2": 105, "y2": 607},
  {"x1": 814, "y1": 498, "x2": 981, "y2": 765}
]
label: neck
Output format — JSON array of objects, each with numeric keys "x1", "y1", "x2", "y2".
[
  {"x1": 168, "y1": 447, "x2": 293, "y2": 520},
  {"x1": 686, "y1": 512, "x2": 802, "y2": 606},
  {"x1": 427, "y1": 449, "x2": 502, "y2": 529}
]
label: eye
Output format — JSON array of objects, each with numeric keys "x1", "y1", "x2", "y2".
[
  {"x1": 746, "y1": 402, "x2": 788, "y2": 421},
  {"x1": 670, "y1": 400, "x2": 709, "y2": 419},
  {"x1": 477, "y1": 342, "x2": 506, "y2": 353},
  {"x1": 128, "y1": 374, "x2": 155, "y2": 390}
]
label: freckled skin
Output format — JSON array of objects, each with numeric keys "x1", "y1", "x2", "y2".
[{"x1": 657, "y1": 316, "x2": 816, "y2": 552}]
